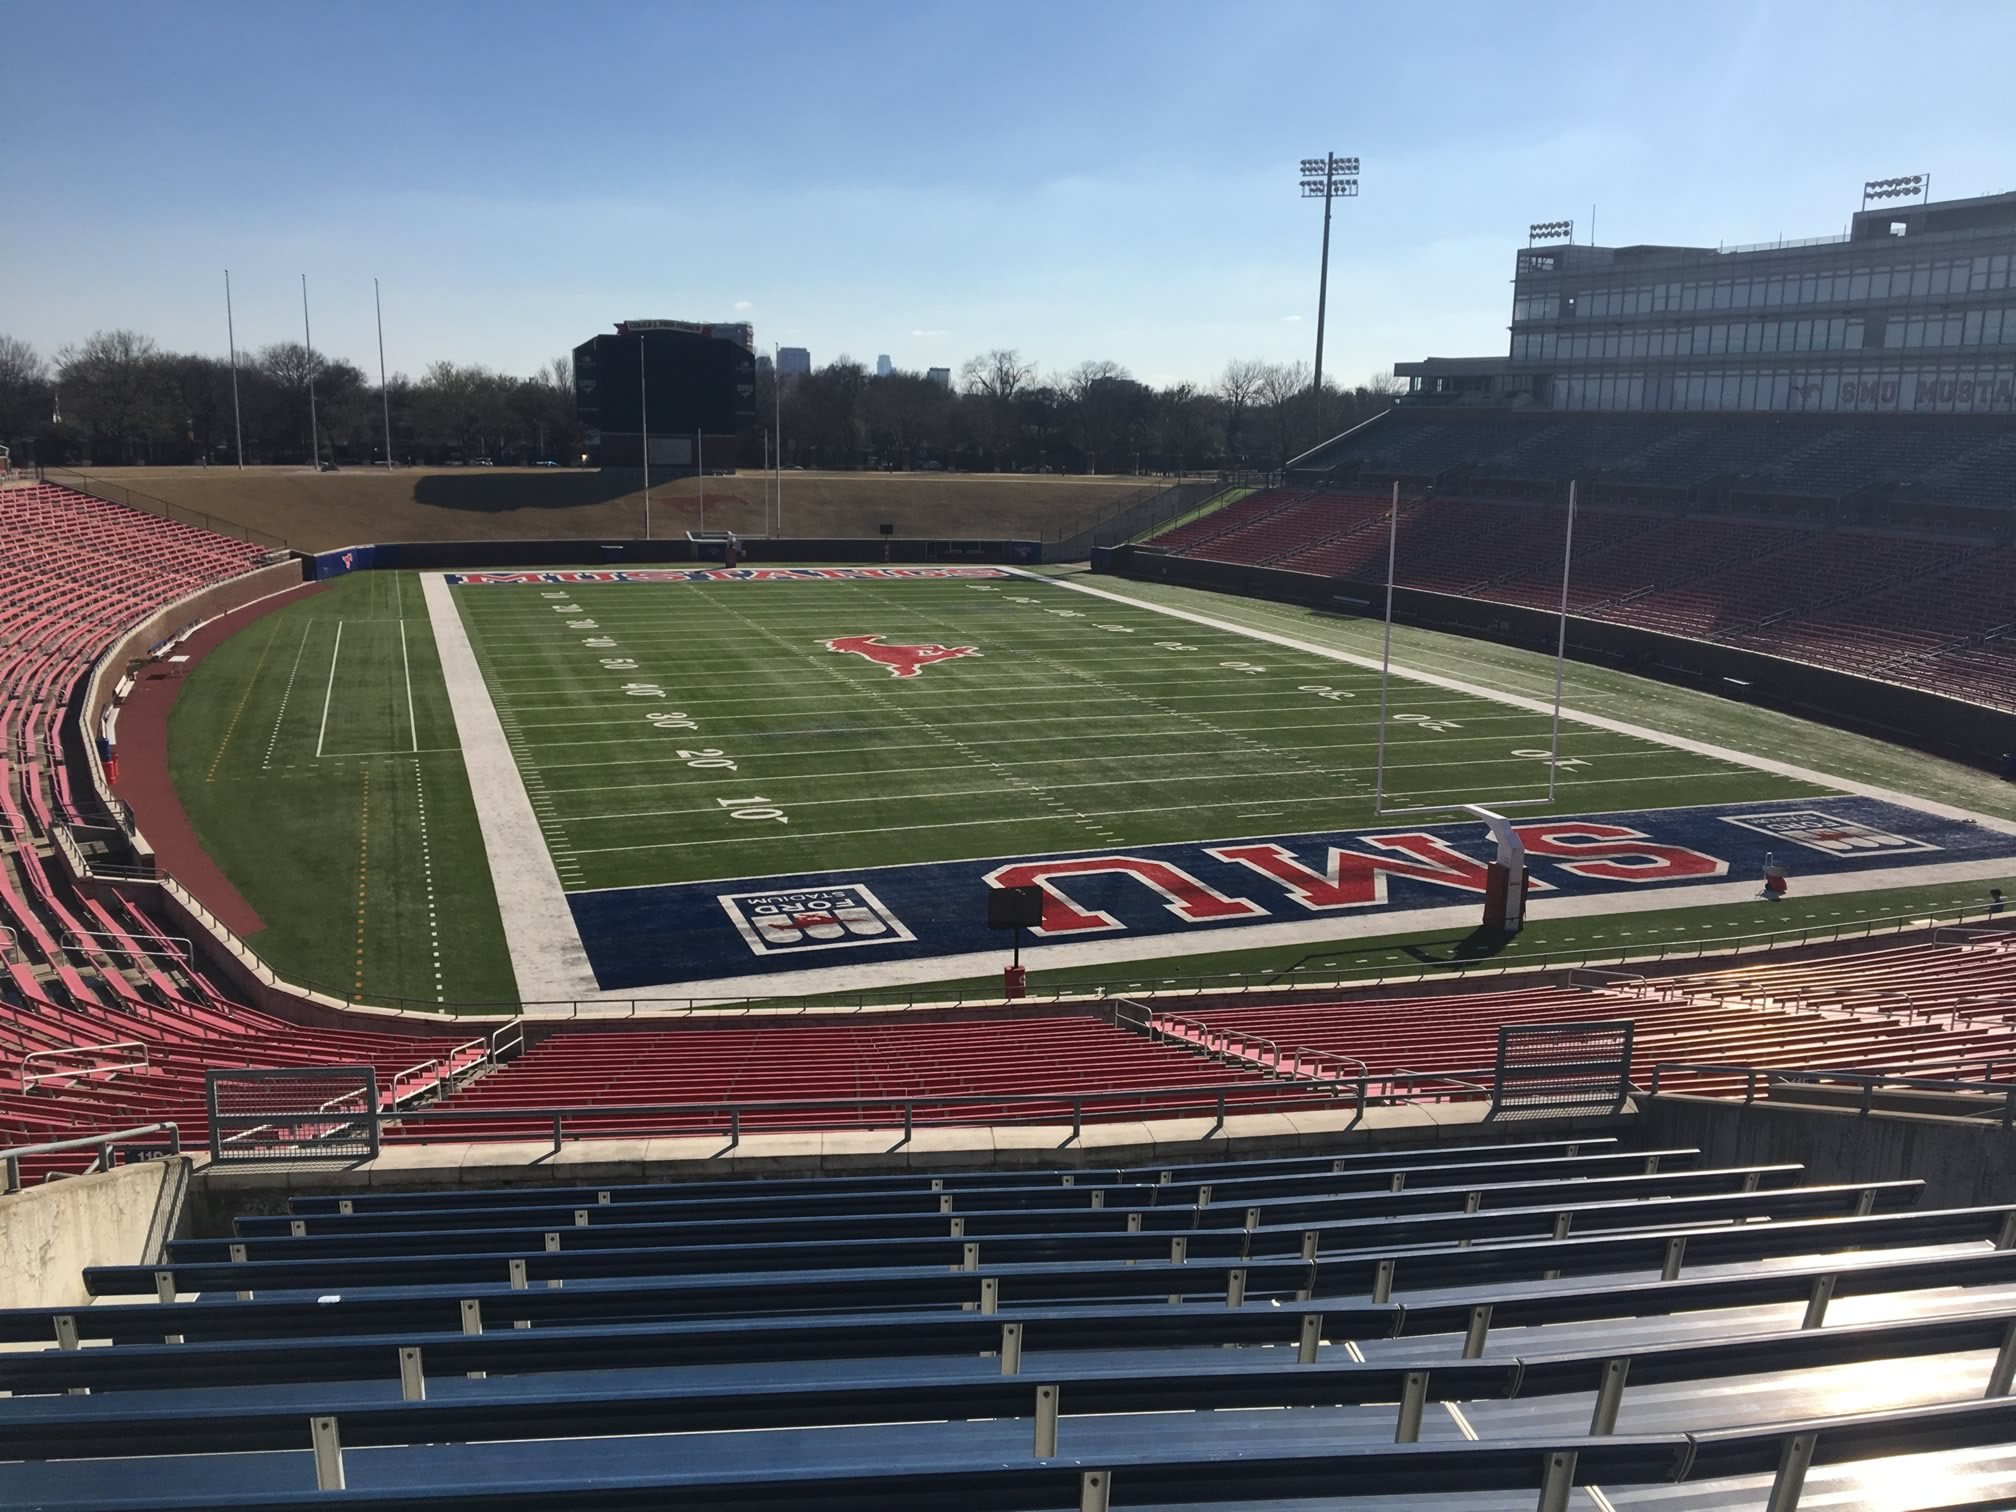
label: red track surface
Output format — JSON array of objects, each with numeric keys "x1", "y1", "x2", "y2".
[{"x1": 111, "y1": 581, "x2": 327, "y2": 938}]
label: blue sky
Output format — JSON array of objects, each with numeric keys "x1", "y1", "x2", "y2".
[{"x1": 4, "y1": 0, "x2": 2011, "y2": 389}]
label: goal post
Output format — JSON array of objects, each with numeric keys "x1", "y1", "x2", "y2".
[
  {"x1": 1371, "y1": 478, "x2": 1579, "y2": 820},
  {"x1": 1366, "y1": 479, "x2": 1581, "y2": 932}
]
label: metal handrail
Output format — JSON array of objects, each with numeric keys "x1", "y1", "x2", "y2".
[
  {"x1": 207, "y1": 1071, "x2": 1506, "y2": 1159},
  {"x1": 0, "y1": 1122, "x2": 181, "y2": 1194},
  {"x1": 1291, "y1": 1046, "x2": 1368, "y2": 1082},
  {"x1": 1388, "y1": 1067, "x2": 1494, "y2": 1098},
  {"x1": 1645, "y1": 1061, "x2": 2016, "y2": 1126},
  {"x1": 20, "y1": 1040, "x2": 149, "y2": 1091},
  {"x1": 487, "y1": 1018, "x2": 527, "y2": 1065},
  {"x1": 59, "y1": 928, "x2": 191, "y2": 963}
]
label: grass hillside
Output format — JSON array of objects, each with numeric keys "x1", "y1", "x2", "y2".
[{"x1": 55, "y1": 466, "x2": 1150, "y2": 552}]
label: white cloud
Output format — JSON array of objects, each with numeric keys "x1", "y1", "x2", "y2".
[
  {"x1": 1281, "y1": 314, "x2": 1303, "y2": 323},
  {"x1": 911, "y1": 327, "x2": 945, "y2": 337},
  {"x1": 733, "y1": 300, "x2": 752, "y2": 311}
]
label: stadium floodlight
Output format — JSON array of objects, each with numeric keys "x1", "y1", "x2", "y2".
[
  {"x1": 300, "y1": 275, "x2": 319, "y2": 470},
  {"x1": 224, "y1": 271, "x2": 244, "y2": 469},
  {"x1": 1298, "y1": 153, "x2": 1360, "y2": 435},
  {"x1": 1528, "y1": 220, "x2": 1574, "y2": 244},
  {"x1": 1862, "y1": 173, "x2": 1928, "y2": 208},
  {"x1": 374, "y1": 279, "x2": 394, "y2": 471},
  {"x1": 639, "y1": 331, "x2": 651, "y2": 539}
]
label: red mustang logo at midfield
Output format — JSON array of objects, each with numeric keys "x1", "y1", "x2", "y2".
[{"x1": 823, "y1": 634, "x2": 981, "y2": 679}]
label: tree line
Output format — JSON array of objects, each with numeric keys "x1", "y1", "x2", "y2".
[{"x1": 0, "y1": 331, "x2": 1398, "y2": 473}]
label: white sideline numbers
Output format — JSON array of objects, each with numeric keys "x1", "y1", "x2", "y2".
[{"x1": 718, "y1": 797, "x2": 788, "y2": 823}]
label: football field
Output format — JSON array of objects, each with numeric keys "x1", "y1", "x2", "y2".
[
  {"x1": 172, "y1": 564, "x2": 2016, "y2": 1008},
  {"x1": 440, "y1": 567, "x2": 1814, "y2": 893}
]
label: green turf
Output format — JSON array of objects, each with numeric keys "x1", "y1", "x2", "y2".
[
  {"x1": 446, "y1": 571, "x2": 1820, "y2": 895},
  {"x1": 167, "y1": 564, "x2": 2013, "y2": 1009},
  {"x1": 167, "y1": 571, "x2": 518, "y2": 1008}
]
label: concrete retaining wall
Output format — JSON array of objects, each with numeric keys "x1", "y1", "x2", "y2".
[
  {"x1": 1638, "y1": 1094, "x2": 2016, "y2": 1210},
  {"x1": 0, "y1": 1157, "x2": 190, "y2": 1309}
]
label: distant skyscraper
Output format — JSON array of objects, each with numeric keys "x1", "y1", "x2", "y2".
[
  {"x1": 875, "y1": 354, "x2": 893, "y2": 377},
  {"x1": 755, "y1": 353, "x2": 774, "y2": 379},
  {"x1": 927, "y1": 366, "x2": 952, "y2": 389},
  {"x1": 777, "y1": 347, "x2": 812, "y2": 377}
]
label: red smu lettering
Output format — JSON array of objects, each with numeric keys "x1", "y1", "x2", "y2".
[
  {"x1": 1208, "y1": 832, "x2": 1540, "y2": 911},
  {"x1": 981, "y1": 857, "x2": 1266, "y2": 935},
  {"x1": 1514, "y1": 822, "x2": 1726, "y2": 883}
]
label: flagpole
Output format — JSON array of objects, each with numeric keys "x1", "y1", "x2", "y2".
[
  {"x1": 301, "y1": 275, "x2": 319, "y2": 468},
  {"x1": 374, "y1": 278, "x2": 394, "y2": 469},
  {"x1": 1547, "y1": 480, "x2": 1577, "y2": 803},
  {"x1": 639, "y1": 332, "x2": 651, "y2": 539},
  {"x1": 225, "y1": 271, "x2": 244, "y2": 469},
  {"x1": 773, "y1": 344, "x2": 783, "y2": 534}
]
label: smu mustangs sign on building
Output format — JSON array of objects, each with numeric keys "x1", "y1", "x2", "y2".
[{"x1": 565, "y1": 796, "x2": 2016, "y2": 994}]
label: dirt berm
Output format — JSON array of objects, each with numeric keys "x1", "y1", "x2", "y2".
[{"x1": 60, "y1": 467, "x2": 1149, "y2": 552}]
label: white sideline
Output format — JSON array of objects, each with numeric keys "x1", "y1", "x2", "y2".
[{"x1": 420, "y1": 574, "x2": 593, "y2": 1001}]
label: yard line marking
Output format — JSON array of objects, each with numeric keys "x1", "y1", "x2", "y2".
[
  {"x1": 313, "y1": 620, "x2": 346, "y2": 760},
  {"x1": 203, "y1": 613, "x2": 285, "y2": 783},
  {"x1": 559, "y1": 766, "x2": 1768, "y2": 858},
  {"x1": 320, "y1": 746, "x2": 464, "y2": 759},
  {"x1": 399, "y1": 619, "x2": 419, "y2": 753},
  {"x1": 508, "y1": 707, "x2": 1557, "y2": 746},
  {"x1": 260, "y1": 618, "x2": 319, "y2": 772},
  {"x1": 1016, "y1": 567, "x2": 2016, "y2": 834},
  {"x1": 555, "y1": 765, "x2": 1363, "y2": 824}
]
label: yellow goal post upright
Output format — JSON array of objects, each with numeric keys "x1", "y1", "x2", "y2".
[{"x1": 1368, "y1": 479, "x2": 1580, "y2": 932}]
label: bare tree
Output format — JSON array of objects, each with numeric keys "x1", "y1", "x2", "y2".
[
  {"x1": 1216, "y1": 357, "x2": 1267, "y2": 461},
  {"x1": 1255, "y1": 360, "x2": 1315, "y2": 466},
  {"x1": 0, "y1": 335, "x2": 48, "y2": 449},
  {"x1": 958, "y1": 349, "x2": 1036, "y2": 469},
  {"x1": 56, "y1": 330, "x2": 160, "y2": 462},
  {"x1": 959, "y1": 349, "x2": 1035, "y2": 402}
]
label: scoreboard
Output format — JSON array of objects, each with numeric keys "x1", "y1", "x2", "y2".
[{"x1": 574, "y1": 320, "x2": 757, "y2": 465}]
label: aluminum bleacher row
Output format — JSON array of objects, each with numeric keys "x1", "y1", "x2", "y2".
[
  {"x1": 399, "y1": 1012, "x2": 1345, "y2": 1141},
  {"x1": 8, "y1": 1137, "x2": 2016, "y2": 1507},
  {"x1": 1145, "y1": 485, "x2": 2016, "y2": 708},
  {"x1": 1295, "y1": 410, "x2": 2016, "y2": 507},
  {"x1": 0, "y1": 483, "x2": 491, "y2": 1183},
  {"x1": 1165, "y1": 931, "x2": 2016, "y2": 1100}
]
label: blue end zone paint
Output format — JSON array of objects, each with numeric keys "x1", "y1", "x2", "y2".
[{"x1": 566, "y1": 797, "x2": 2016, "y2": 992}]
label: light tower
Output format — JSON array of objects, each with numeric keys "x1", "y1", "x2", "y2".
[{"x1": 1299, "y1": 153, "x2": 1359, "y2": 431}]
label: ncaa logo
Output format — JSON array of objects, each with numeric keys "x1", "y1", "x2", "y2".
[
  {"x1": 1720, "y1": 810, "x2": 1938, "y2": 857},
  {"x1": 718, "y1": 885, "x2": 917, "y2": 956}
]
